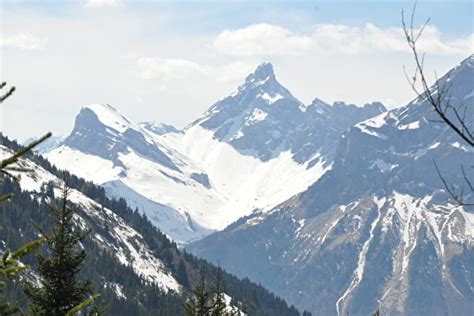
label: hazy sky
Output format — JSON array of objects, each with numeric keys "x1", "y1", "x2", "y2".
[{"x1": 1, "y1": 0, "x2": 473, "y2": 141}]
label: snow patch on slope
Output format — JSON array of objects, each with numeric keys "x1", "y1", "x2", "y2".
[
  {"x1": 47, "y1": 145, "x2": 121, "y2": 184},
  {"x1": 247, "y1": 108, "x2": 268, "y2": 125},
  {"x1": 260, "y1": 92, "x2": 284, "y2": 105}
]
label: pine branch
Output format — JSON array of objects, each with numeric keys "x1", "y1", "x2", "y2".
[
  {"x1": 65, "y1": 294, "x2": 101, "y2": 316},
  {"x1": 1, "y1": 132, "x2": 52, "y2": 170}
]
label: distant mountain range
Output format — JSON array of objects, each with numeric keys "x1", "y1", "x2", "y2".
[
  {"x1": 44, "y1": 62, "x2": 386, "y2": 244},
  {"x1": 29, "y1": 55, "x2": 474, "y2": 315}
]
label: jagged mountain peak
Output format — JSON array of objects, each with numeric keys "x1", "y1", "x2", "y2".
[
  {"x1": 61, "y1": 103, "x2": 180, "y2": 172},
  {"x1": 188, "y1": 61, "x2": 387, "y2": 163},
  {"x1": 191, "y1": 62, "x2": 292, "y2": 129},
  {"x1": 331, "y1": 100, "x2": 386, "y2": 111},
  {"x1": 231, "y1": 61, "x2": 293, "y2": 101},
  {"x1": 309, "y1": 98, "x2": 386, "y2": 112},
  {"x1": 244, "y1": 61, "x2": 275, "y2": 84},
  {"x1": 309, "y1": 97, "x2": 330, "y2": 106},
  {"x1": 80, "y1": 103, "x2": 138, "y2": 133},
  {"x1": 191, "y1": 62, "x2": 304, "y2": 155},
  {"x1": 362, "y1": 101, "x2": 387, "y2": 113}
]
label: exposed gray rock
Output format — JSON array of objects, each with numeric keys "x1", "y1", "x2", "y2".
[
  {"x1": 188, "y1": 55, "x2": 474, "y2": 315},
  {"x1": 190, "y1": 173, "x2": 211, "y2": 189},
  {"x1": 64, "y1": 105, "x2": 179, "y2": 171},
  {"x1": 192, "y1": 62, "x2": 387, "y2": 163}
]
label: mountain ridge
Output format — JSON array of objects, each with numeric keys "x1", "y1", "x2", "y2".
[
  {"x1": 45, "y1": 62, "x2": 386, "y2": 243},
  {"x1": 188, "y1": 55, "x2": 474, "y2": 315}
]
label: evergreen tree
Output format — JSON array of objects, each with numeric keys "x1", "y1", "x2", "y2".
[
  {"x1": 22, "y1": 182, "x2": 100, "y2": 315},
  {"x1": 184, "y1": 268, "x2": 212, "y2": 316},
  {"x1": 184, "y1": 267, "x2": 241, "y2": 316},
  {"x1": 210, "y1": 267, "x2": 227, "y2": 316},
  {"x1": 0, "y1": 81, "x2": 49, "y2": 315}
]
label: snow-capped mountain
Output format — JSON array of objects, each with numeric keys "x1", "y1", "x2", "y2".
[
  {"x1": 47, "y1": 103, "x2": 215, "y2": 243},
  {"x1": 0, "y1": 135, "x2": 300, "y2": 315},
  {"x1": 63, "y1": 103, "x2": 179, "y2": 170},
  {"x1": 188, "y1": 55, "x2": 474, "y2": 315},
  {"x1": 46, "y1": 63, "x2": 386, "y2": 244},
  {"x1": 190, "y1": 62, "x2": 385, "y2": 163}
]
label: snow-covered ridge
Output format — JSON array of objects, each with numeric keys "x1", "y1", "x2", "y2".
[
  {"x1": 0, "y1": 145, "x2": 181, "y2": 293},
  {"x1": 48, "y1": 62, "x2": 382, "y2": 244}
]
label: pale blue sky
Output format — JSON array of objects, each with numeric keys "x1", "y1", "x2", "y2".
[{"x1": 1, "y1": 0, "x2": 473, "y2": 140}]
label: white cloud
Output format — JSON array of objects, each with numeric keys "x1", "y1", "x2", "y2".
[
  {"x1": 214, "y1": 23, "x2": 473, "y2": 57},
  {"x1": 136, "y1": 57, "x2": 255, "y2": 85},
  {"x1": 1, "y1": 4, "x2": 471, "y2": 142},
  {"x1": 214, "y1": 23, "x2": 314, "y2": 57},
  {"x1": 0, "y1": 33, "x2": 47, "y2": 50},
  {"x1": 312, "y1": 23, "x2": 473, "y2": 55},
  {"x1": 84, "y1": 0, "x2": 121, "y2": 8},
  {"x1": 137, "y1": 58, "x2": 205, "y2": 81}
]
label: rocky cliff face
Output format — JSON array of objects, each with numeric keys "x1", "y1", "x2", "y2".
[
  {"x1": 193, "y1": 62, "x2": 386, "y2": 164},
  {"x1": 188, "y1": 55, "x2": 474, "y2": 315}
]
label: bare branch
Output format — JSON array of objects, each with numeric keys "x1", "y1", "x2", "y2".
[
  {"x1": 434, "y1": 161, "x2": 474, "y2": 206},
  {"x1": 0, "y1": 84, "x2": 15, "y2": 103},
  {"x1": 402, "y1": 7, "x2": 474, "y2": 147}
]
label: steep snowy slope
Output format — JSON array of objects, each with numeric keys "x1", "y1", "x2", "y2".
[
  {"x1": 1, "y1": 144, "x2": 181, "y2": 293},
  {"x1": 0, "y1": 136, "x2": 302, "y2": 316},
  {"x1": 46, "y1": 63, "x2": 386, "y2": 244},
  {"x1": 46, "y1": 104, "x2": 218, "y2": 243},
  {"x1": 189, "y1": 55, "x2": 474, "y2": 315},
  {"x1": 46, "y1": 103, "x2": 328, "y2": 243}
]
